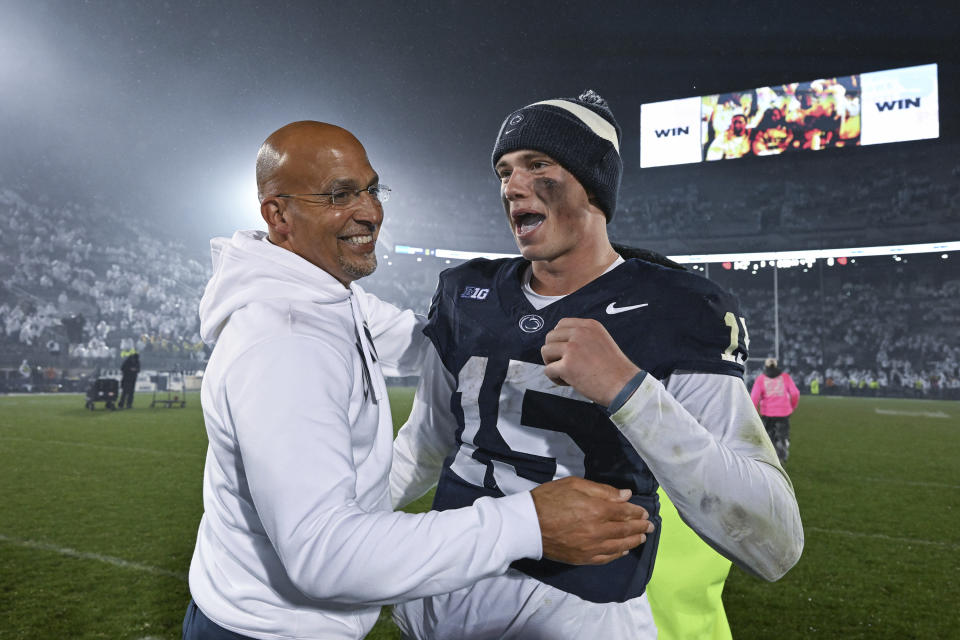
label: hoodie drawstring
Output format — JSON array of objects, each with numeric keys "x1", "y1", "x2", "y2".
[{"x1": 350, "y1": 295, "x2": 384, "y2": 403}]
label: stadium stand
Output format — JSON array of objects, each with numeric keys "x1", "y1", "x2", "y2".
[
  {"x1": 382, "y1": 141, "x2": 960, "y2": 256},
  {"x1": 2, "y1": 138, "x2": 958, "y2": 398},
  {"x1": 711, "y1": 252, "x2": 960, "y2": 399},
  {"x1": 0, "y1": 188, "x2": 207, "y2": 391}
]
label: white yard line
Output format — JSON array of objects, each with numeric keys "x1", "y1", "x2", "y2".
[
  {"x1": 0, "y1": 392, "x2": 86, "y2": 397},
  {"x1": 806, "y1": 526, "x2": 959, "y2": 550},
  {"x1": 873, "y1": 408, "x2": 951, "y2": 418},
  {"x1": 0, "y1": 435, "x2": 203, "y2": 459},
  {"x1": 0, "y1": 533, "x2": 187, "y2": 581}
]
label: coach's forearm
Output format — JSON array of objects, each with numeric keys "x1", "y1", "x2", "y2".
[
  {"x1": 231, "y1": 339, "x2": 541, "y2": 605},
  {"x1": 610, "y1": 373, "x2": 804, "y2": 581},
  {"x1": 278, "y1": 494, "x2": 541, "y2": 604}
]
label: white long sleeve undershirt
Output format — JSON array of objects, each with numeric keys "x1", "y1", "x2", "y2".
[
  {"x1": 611, "y1": 370, "x2": 803, "y2": 580},
  {"x1": 391, "y1": 345, "x2": 803, "y2": 582}
]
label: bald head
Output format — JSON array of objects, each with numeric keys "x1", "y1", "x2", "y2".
[
  {"x1": 256, "y1": 121, "x2": 369, "y2": 200},
  {"x1": 256, "y1": 121, "x2": 383, "y2": 286}
]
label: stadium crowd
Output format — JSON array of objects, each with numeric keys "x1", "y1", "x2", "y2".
[
  {"x1": 365, "y1": 249, "x2": 960, "y2": 399},
  {"x1": 1, "y1": 148, "x2": 957, "y2": 400},
  {"x1": 368, "y1": 251, "x2": 960, "y2": 400},
  {"x1": 0, "y1": 188, "x2": 207, "y2": 391},
  {"x1": 715, "y1": 254, "x2": 960, "y2": 399},
  {"x1": 382, "y1": 140, "x2": 960, "y2": 258},
  {"x1": 611, "y1": 142, "x2": 960, "y2": 254}
]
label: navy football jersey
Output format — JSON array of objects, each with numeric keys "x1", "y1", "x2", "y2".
[{"x1": 424, "y1": 257, "x2": 748, "y2": 603}]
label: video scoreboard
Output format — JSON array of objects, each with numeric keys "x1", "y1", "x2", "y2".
[{"x1": 640, "y1": 63, "x2": 939, "y2": 168}]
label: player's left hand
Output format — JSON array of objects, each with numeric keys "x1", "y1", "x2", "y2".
[{"x1": 541, "y1": 317, "x2": 642, "y2": 407}]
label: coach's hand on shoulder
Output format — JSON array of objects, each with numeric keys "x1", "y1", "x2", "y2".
[
  {"x1": 541, "y1": 318, "x2": 641, "y2": 407},
  {"x1": 530, "y1": 476, "x2": 654, "y2": 565}
]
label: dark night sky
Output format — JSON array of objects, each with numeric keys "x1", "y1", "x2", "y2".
[{"x1": 1, "y1": 1, "x2": 957, "y2": 251}]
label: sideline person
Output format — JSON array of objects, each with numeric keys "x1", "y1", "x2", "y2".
[
  {"x1": 391, "y1": 92, "x2": 803, "y2": 639},
  {"x1": 118, "y1": 350, "x2": 140, "y2": 409},
  {"x1": 751, "y1": 357, "x2": 800, "y2": 463},
  {"x1": 182, "y1": 121, "x2": 655, "y2": 640}
]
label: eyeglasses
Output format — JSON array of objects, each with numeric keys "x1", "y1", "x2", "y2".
[{"x1": 273, "y1": 184, "x2": 391, "y2": 207}]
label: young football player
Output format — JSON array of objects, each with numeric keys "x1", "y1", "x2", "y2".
[{"x1": 391, "y1": 91, "x2": 803, "y2": 638}]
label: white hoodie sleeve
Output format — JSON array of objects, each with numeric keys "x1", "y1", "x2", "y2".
[
  {"x1": 225, "y1": 335, "x2": 541, "y2": 606},
  {"x1": 609, "y1": 372, "x2": 804, "y2": 581}
]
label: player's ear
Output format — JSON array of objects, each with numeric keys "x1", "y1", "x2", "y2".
[{"x1": 584, "y1": 188, "x2": 603, "y2": 214}]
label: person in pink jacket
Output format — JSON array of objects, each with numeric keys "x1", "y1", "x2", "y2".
[{"x1": 751, "y1": 358, "x2": 800, "y2": 463}]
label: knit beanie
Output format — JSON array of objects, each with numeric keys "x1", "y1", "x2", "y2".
[{"x1": 491, "y1": 89, "x2": 622, "y2": 221}]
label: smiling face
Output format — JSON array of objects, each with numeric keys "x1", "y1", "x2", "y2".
[
  {"x1": 495, "y1": 149, "x2": 608, "y2": 266},
  {"x1": 259, "y1": 123, "x2": 382, "y2": 286}
]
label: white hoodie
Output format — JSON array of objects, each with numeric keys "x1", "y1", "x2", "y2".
[{"x1": 188, "y1": 230, "x2": 541, "y2": 639}]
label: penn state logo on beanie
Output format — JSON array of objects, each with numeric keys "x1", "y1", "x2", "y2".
[{"x1": 491, "y1": 89, "x2": 622, "y2": 222}]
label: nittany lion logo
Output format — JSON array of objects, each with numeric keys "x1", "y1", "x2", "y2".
[{"x1": 518, "y1": 314, "x2": 544, "y2": 333}]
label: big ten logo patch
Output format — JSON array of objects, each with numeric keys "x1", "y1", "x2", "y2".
[{"x1": 461, "y1": 287, "x2": 490, "y2": 300}]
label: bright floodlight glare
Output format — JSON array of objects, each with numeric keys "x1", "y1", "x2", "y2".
[{"x1": 218, "y1": 168, "x2": 261, "y2": 231}]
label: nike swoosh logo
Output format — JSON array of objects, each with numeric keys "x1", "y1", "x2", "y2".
[
  {"x1": 504, "y1": 128, "x2": 517, "y2": 135},
  {"x1": 606, "y1": 302, "x2": 649, "y2": 315}
]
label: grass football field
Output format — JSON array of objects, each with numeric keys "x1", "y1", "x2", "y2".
[{"x1": 0, "y1": 390, "x2": 957, "y2": 639}]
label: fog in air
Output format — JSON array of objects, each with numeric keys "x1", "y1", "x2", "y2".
[{"x1": 2, "y1": 1, "x2": 956, "y2": 258}]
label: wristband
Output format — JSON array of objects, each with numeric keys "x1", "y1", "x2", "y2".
[{"x1": 605, "y1": 370, "x2": 648, "y2": 415}]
